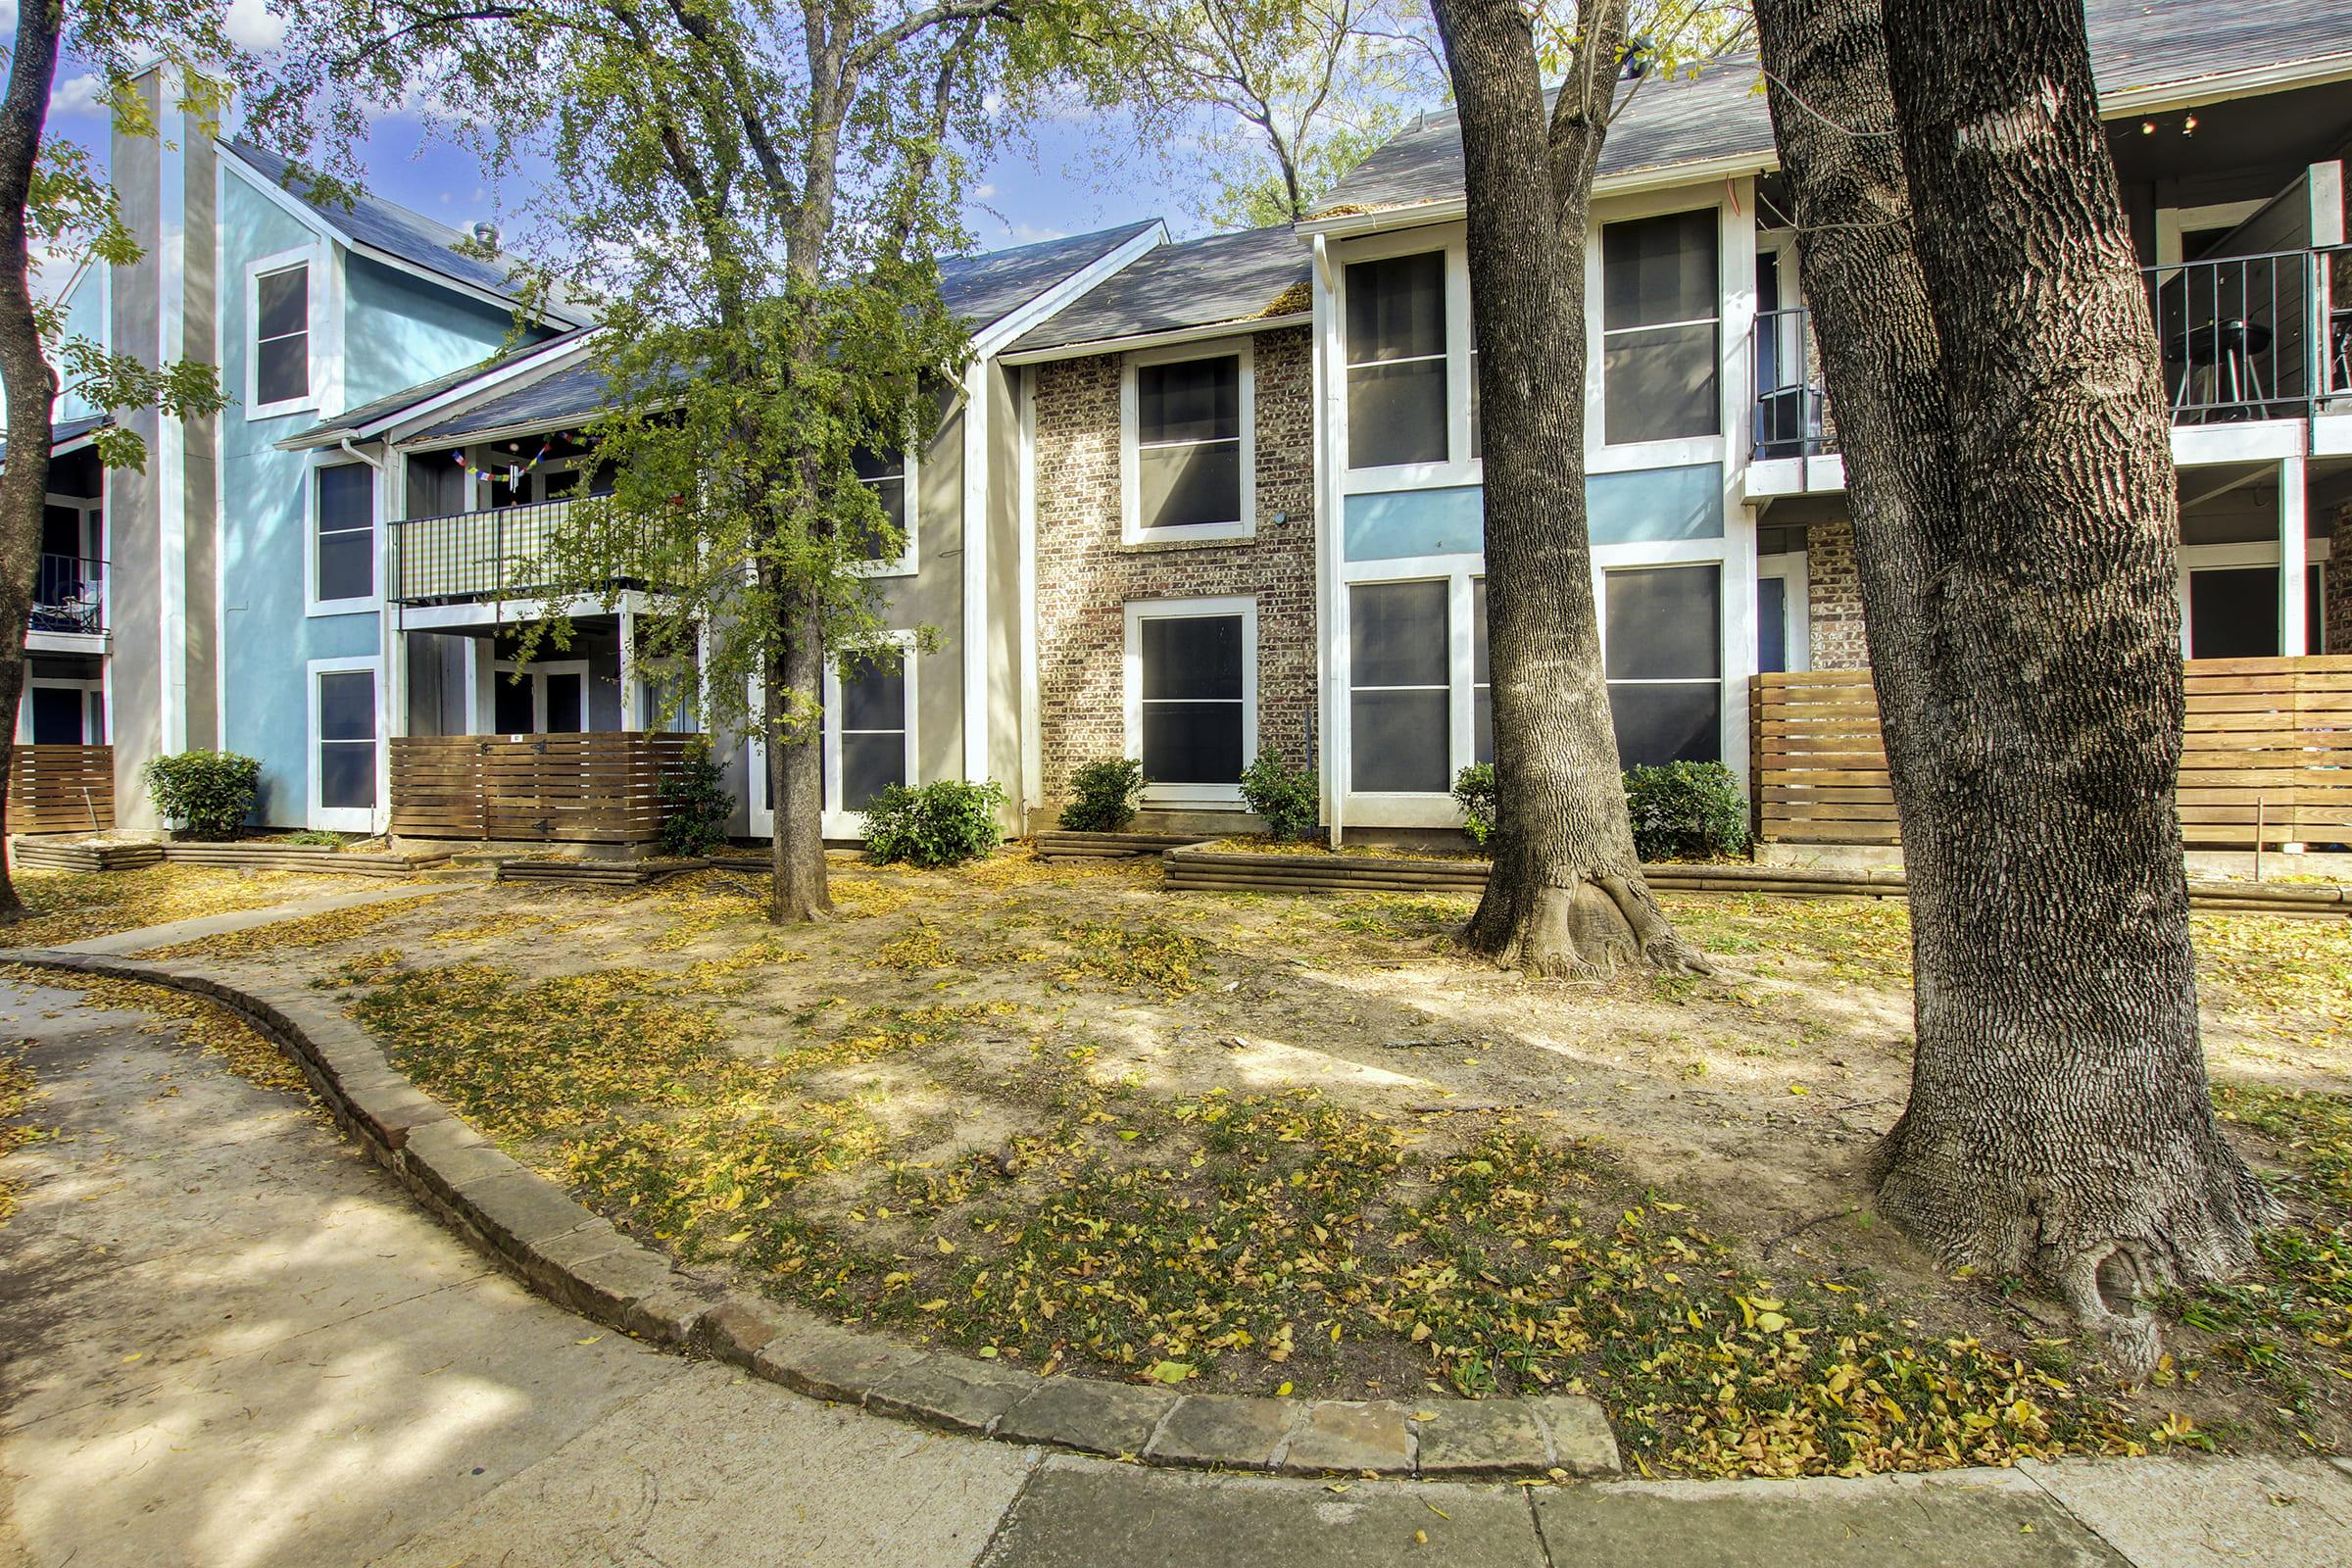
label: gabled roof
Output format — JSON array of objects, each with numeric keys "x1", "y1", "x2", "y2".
[
  {"x1": 0, "y1": 414, "x2": 111, "y2": 466},
  {"x1": 414, "y1": 360, "x2": 610, "y2": 446},
  {"x1": 368, "y1": 222, "x2": 1171, "y2": 448},
  {"x1": 279, "y1": 324, "x2": 596, "y2": 449},
  {"x1": 937, "y1": 220, "x2": 1162, "y2": 330},
  {"x1": 1007, "y1": 225, "x2": 1309, "y2": 356},
  {"x1": 221, "y1": 140, "x2": 596, "y2": 326},
  {"x1": 1315, "y1": 0, "x2": 2352, "y2": 219}
]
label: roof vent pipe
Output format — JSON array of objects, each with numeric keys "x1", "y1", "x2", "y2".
[{"x1": 471, "y1": 220, "x2": 500, "y2": 249}]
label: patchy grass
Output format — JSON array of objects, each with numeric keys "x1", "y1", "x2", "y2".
[
  {"x1": 98, "y1": 847, "x2": 2352, "y2": 1473},
  {"x1": 1, "y1": 864, "x2": 394, "y2": 949},
  {"x1": 2161, "y1": 1085, "x2": 2352, "y2": 1446}
]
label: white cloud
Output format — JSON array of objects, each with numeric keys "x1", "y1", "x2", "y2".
[
  {"x1": 47, "y1": 74, "x2": 102, "y2": 118},
  {"x1": 225, "y1": 0, "x2": 287, "y2": 51}
]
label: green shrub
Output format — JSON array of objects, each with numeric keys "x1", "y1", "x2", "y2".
[
  {"x1": 1239, "y1": 748, "x2": 1318, "y2": 842},
  {"x1": 863, "y1": 779, "x2": 1006, "y2": 867},
  {"x1": 144, "y1": 750, "x2": 261, "y2": 841},
  {"x1": 1624, "y1": 760, "x2": 1749, "y2": 861},
  {"x1": 1452, "y1": 761, "x2": 1497, "y2": 849},
  {"x1": 658, "y1": 736, "x2": 736, "y2": 857},
  {"x1": 1059, "y1": 758, "x2": 1146, "y2": 833}
]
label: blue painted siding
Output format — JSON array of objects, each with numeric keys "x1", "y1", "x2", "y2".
[
  {"x1": 1343, "y1": 464, "x2": 1725, "y2": 563},
  {"x1": 216, "y1": 169, "x2": 547, "y2": 824}
]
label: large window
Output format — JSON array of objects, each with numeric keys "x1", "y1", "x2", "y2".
[
  {"x1": 1604, "y1": 564, "x2": 1722, "y2": 766},
  {"x1": 251, "y1": 259, "x2": 312, "y2": 413},
  {"x1": 1129, "y1": 348, "x2": 1250, "y2": 539},
  {"x1": 1472, "y1": 577, "x2": 1493, "y2": 763},
  {"x1": 850, "y1": 447, "x2": 914, "y2": 572},
  {"x1": 314, "y1": 463, "x2": 374, "y2": 607},
  {"x1": 1601, "y1": 210, "x2": 1720, "y2": 444},
  {"x1": 312, "y1": 661, "x2": 377, "y2": 828},
  {"x1": 1128, "y1": 599, "x2": 1255, "y2": 802},
  {"x1": 1346, "y1": 252, "x2": 1448, "y2": 468},
  {"x1": 1349, "y1": 579, "x2": 1451, "y2": 792},
  {"x1": 830, "y1": 650, "x2": 910, "y2": 812},
  {"x1": 2183, "y1": 563, "x2": 2328, "y2": 658}
]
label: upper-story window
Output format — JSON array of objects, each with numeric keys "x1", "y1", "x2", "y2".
[
  {"x1": 312, "y1": 462, "x2": 374, "y2": 610},
  {"x1": 250, "y1": 256, "x2": 314, "y2": 416},
  {"x1": 1346, "y1": 251, "x2": 1448, "y2": 468},
  {"x1": 1601, "y1": 209, "x2": 1720, "y2": 444},
  {"x1": 1124, "y1": 341, "x2": 1254, "y2": 542},
  {"x1": 851, "y1": 445, "x2": 916, "y2": 574}
]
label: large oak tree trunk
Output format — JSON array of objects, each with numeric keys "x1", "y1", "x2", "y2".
[
  {"x1": 0, "y1": 2, "x2": 64, "y2": 925},
  {"x1": 1430, "y1": 0, "x2": 1705, "y2": 977},
  {"x1": 1755, "y1": 0, "x2": 2276, "y2": 1365}
]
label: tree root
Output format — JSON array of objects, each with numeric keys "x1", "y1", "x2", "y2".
[{"x1": 1476, "y1": 870, "x2": 1714, "y2": 979}]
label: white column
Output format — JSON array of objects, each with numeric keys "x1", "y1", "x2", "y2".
[
  {"x1": 617, "y1": 597, "x2": 643, "y2": 731},
  {"x1": 2282, "y1": 456, "x2": 2309, "y2": 657}
]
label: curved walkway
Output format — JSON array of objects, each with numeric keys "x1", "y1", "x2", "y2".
[{"x1": 4, "y1": 912, "x2": 2352, "y2": 1565}]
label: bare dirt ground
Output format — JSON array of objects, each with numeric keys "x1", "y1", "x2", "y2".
[{"x1": 25, "y1": 852, "x2": 2352, "y2": 1473}]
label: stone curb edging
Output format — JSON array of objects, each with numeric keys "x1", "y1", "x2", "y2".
[
  {"x1": 0, "y1": 947, "x2": 1620, "y2": 1483},
  {"x1": 1158, "y1": 842, "x2": 2352, "y2": 916}
]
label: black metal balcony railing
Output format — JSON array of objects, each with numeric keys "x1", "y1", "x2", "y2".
[
  {"x1": 30, "y1": 554, "x2": 105, "y2": 634},
  {"x1": 1750, "y1": 306, "x2": 1834, "y2": 461},
  {"x1": 393, "y1": 499, "x2": 571, "y2": 605},
  {"x1": 2146, "y1": 248, "x2": 2317, "y2": 422},
  {"x1": 1752, "y1": 245, "x2": 2352, "y2": 461}
]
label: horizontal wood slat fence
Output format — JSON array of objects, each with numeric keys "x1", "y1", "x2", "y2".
[
  {"x1": 389, "y1": 732, "x2": 692, "y2": 843},
  {"x1": 1753, "y1": 657, "x2": 2352, "y2": 850},
  {"x1": 8, "y1": 744, "x2": 114, "y2": 833}
]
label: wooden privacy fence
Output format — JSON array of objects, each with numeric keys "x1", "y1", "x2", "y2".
[
  {"x1": 1753, "y1": 656, "x2": 2352, "y2": 850},
  {"x1": 389, "y1": 732, "x2": 692, "y2": 843},
  {"x1": 7, "y1": 744, "x2": 115, "y2": 833}
]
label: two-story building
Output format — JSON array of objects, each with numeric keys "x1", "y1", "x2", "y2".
[{"x1": 26, "y1": 4, "x2": 2352, "y2": 862}]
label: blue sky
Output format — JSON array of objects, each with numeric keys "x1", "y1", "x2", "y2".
[{"x1": 32, "y1": 32, "x2": 1224, "y2": 298}]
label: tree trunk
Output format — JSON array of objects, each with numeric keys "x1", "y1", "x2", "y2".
[
  {"x1": 1430, "y1": 0, "x2": 1706, "y2": 978},
  {"x1": 0, "y1": 2, "x2": 65, "y2": 925},
  {"x1": 1755, "y1": 0, "x2": 2276, "y2": 1367},
  {"x1": 762, "y1": 590, "x2": 832, "y2": 923}
]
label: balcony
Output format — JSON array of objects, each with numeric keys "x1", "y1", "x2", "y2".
[
  {"x1": 391, "y1": 500, "x2": 661, "y2": 607},
  {"x1": 29, "y1": 555, "x2": 105, "y2": 637},
  {"x1": 1749, "y1": 245, "x2": 2352, "y2": 464}
]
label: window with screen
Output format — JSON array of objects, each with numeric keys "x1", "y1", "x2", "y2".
[
  {"x1": 1604, "y1": 564, "x2": 1722, "y2": 766},
  {"x1": 851, "y1": 448, "x2": 908, "y2": 564},
  {"x1": 1349, "y1": 579, "x2": 1450, "y2": 792},
  {"x1": 1134, "y1": 354, "x2": 1244, "y2": 530},
  {"x1": 315, "y1": 464, "x2": 373, "y2": 604},
  {"x1": 318, "y1": 668, "x2": 376, "y2": 811},
  {"x1": 1138, "y1": 612, "x2": 1248, "y2": 787},
  {"x1": 1601, "y1": 210, "x2": 1720, "y2": 444},
  {"x1": 834, "y1": 652, "x2": 908, "y2": 811},
  {"x1": 254, "y1": 263, "x2": 310, "y2": 408},
  {"x1": 1346, "y1": 252, "x2": 1448, "y2": 468}
]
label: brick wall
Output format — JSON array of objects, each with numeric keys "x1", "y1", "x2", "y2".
[
  {"x1": 1032, "y1": 326, "x2": 1317, "y2": 811},
  {"x1": 1805, "y1": 515, "x2": 1871, "y2": 669},
  {"x1": 2330, "y1": 500, "x2": 2352, "y2": 656}
]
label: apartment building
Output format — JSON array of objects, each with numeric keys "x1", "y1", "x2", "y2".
[{"x1": 22, "y1": 3, "x2": 2352, "y2": 856}]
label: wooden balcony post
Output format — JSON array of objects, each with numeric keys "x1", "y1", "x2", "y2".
[{"x1": 618, "y1": 598, "x2": 643, "y2": 732}]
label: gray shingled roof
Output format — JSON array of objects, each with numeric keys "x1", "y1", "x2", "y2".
[
  {"x1": 223, "y1": 141, "x2": 597, "y2": 326},
  {"x1": 280, "y1": 326, "x2": 596, "y2": 448},
  {"x1": 936, "y1": 220, "x2": 1161, "y2": 328},
  {"x1": 0, "y1": 414, "x2": 111, "y2": 466},
  {"x1": 396, "y1": 221, "x2": 1165, "y2": 444},
  {"x1": 1317, "y1": 0, "x2": 2352, "y2": 216},
  {"x1": 1008, "y1": 225, "x2": 1309, "y2": 354},
  {"x1": 415, "y1": 361, "x2": 612, "y2": 444}
]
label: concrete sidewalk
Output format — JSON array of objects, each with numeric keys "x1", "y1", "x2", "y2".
[{"x1": 4, "y1": 966, "x2": 2350, "y2": 1566}]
